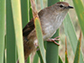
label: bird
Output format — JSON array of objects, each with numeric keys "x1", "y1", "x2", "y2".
[{"x1": 18, "y1": 2, "x2": 73, "y2": 63}]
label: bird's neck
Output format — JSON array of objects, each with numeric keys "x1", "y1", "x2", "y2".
[
  {"x1": 53, "y1": 12, "x2": 67, "y2": 29},
  {"x1": 40, "y1": 10, "x2": 67, "y2": 30}
]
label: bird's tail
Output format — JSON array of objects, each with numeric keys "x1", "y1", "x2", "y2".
[{"x1": 17, "y1": 39, "x2": 36, "y2": 63}]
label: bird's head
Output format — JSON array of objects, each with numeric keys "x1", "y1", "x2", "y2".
[{"x1": 54, "y1": 2, "x2": 73, "y2": 12}]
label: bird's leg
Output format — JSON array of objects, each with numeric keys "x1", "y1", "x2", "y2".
[{"x1": 47, "y1": 36, "x2": 60, "y2": 46}]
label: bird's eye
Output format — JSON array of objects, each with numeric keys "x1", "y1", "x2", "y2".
[{"x1": 60, "y1": 5, "x2": 63, "y2": 8}]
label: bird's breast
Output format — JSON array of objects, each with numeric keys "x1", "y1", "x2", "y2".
[{"x1": 42, "y1": 23, "x2": 56, "y2": 40}]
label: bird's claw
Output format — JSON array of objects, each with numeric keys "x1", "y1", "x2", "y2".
[{"x1": 47, "y1": 36, "x2": 60, "y2": 46}]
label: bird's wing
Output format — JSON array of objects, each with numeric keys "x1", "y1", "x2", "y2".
[
  {"x1": 23, "y1": 9, "x2": 44, "y2": 37},
  {"x1": 23, "y1": 18, "x2": 35, "y2": 37}
]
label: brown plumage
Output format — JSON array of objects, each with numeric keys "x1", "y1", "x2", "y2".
[{"x1": 23, "y1": 19, "x2": 34, "y2": 37}]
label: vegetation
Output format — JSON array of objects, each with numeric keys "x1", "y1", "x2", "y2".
[{"x1": 0, "y1": 0, "x2": 84, "y2": 63}]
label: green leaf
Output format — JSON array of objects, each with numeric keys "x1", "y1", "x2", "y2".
[
  {"x1": 37, "y1": 50, "x2": 43, "y2": 63},
  {"x1": 72, "y1": 0, "x2": 84, "y2": 36},
  {"x1": 63, "y1": 14, "x2": 83, "y2": 63},
  {"x1": 59, "y1": 56, "x2": 63, "y2": 63},
  {"x1": 27, "y1": 56, "x2": 30, "y2": 63},
  {"x1": 6, "y1": 0, "x2": 16, "y2": 63},
  {"x1": 0, "y1": 0, "x2": 5, "y2": 63},
  {"x1": 64, "y1": 13, "x2": 78, "y2": 56},
  {"x1": 29, "y1": 0, "x2": 33, "y2": 20},
  {"x1": 65, "y1": 49, "x2": 69, "y2": 63},
  {"x1": 35, "y1": 1, "x2": 45, "y2": 63},
  {"x1": 34, "y1": 18, "x2": 46, "y2": 63},
  {"x1": 65, "y1": 48, "x2": 69, "y2": 63},
  {"x1": 65, "y1": 37, "x2": 69, "y2": 63},
  {"x1": 33, "y1": 52, "x2": 39, "y2": 63},
  {"x1": 15, "y1": 46, "x2": 18, "y2": 62},
  {"x1": 26, "y1": 0, "x2": 31, "y2": 63},
  {"x1": 46, "y1": 30, "x2": 59, "y2": 63},
  {"x1": 11, "y1": 0, "x2": 24, "y2": 63},
  {"x1": 21, "y1": 0, "x2": 29, "y2": 28},
  {"x1": 28, "y1": 0, "x2": 30, "y2": 22},
  {"x1": 73, "y1": 32, "x2": 82, "y2": 63}
]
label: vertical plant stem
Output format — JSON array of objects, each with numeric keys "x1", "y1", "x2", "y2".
[
  {"x1": 6, "y1": 0, "x2": 16, "y2": 63},
  {"x1": 37, "y1": 50, "x2": 43, "y2": 63},
  {"x1": 59, "y1": 56, "x2": 63, "y2": 63},
  {"x1": 34, "y1": 18, "x2": 46, "y2": 63},
  {"x1": 73, "y1": 0, "x2": 84, "y2": 36},
  {"x1": 11, "y1": 0, "x2": 24, "y2": 63},
  {"x1": 21, "y1": 0, "x2": 28, "y2": 28},
  {"x1": 26, "y1": 0, "x2": 31, "y2": 63},
  {"x1": 46, "y1": 1, "x2": 60, "y2": 63},
  {"x1": 30, "y1": 0, "x2": 46, "y2": 63},
  {"x1": 46, "y1": 30, "x2": 59, "y2": 63},
  {"x1": 29, "y1": 0, "x2": 33, "y2": 20},
  {"x1": 65, "y1": 37, "x2": 69, "y2": 63},
  {"x1": 28, "y1": 0, "x2": 30, "y2": 22},
  {"x1": 27, "y1": 56, "x2": 31, "y2": 63},
  {"x1": 73, "y1": 32, "x2": 82, "y2": 63},
  {"x1": 0, "y1": 0, "x2": 5, "y2": 63},
  {"x1": 33, "y1": 52, "x2": 39, "y2": 63}
]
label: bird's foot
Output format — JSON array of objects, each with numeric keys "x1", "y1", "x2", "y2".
[{"x1": 47, "y1": 36, "x2": 60, "y2": 46}]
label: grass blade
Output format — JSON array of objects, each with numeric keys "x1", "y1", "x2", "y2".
[
  {"x1": 46, "y1": 30, "x2": 59, "y2": 63},
  {"x1": 30, "y1": 0, "x2": 46, "y2": 63},
  {"x1": 26, "y1": 0, "x2": 31, "y2": 63},
  {"x1": 59, "y1": 56, "x2": 63, "y2": 63},
  {"x1": 65, "y1": 37, "x2": 69, "y2": 63},
  {"x1": 28, "y1": 0, "x2": 30, "y2": 22},
  {"x1": 72, "y1": 0, "x2": 84, "y2": 36},
  {"x1": 63, "y1": 10, "x2": 77, "y2": 56},
  {"x1": 21, "y1": 0, "x2": 28, "y2": 28},
  {"x1": 27, "y1": 56, "x2": 30, "y2": 63},
  {"x1": 6, "y1": 0, "x2": 16, "y2": 63},
  {"x1": 0, "y1": 0, "x2": 5, "y2": 63},
  {"x1": 37, "y1": 50, "x2": 43, "y2": 63},
  {"x1": 73, "y1": 32, "x2": 82, "y2": 63},
  {"x1": 33, "y1": 52, "x2": 39, "y2": 63},
  {"x1": 63, "y1": 14, "x2": 83, "y2": 63},
  {"x1": 26, "y1": 0, "x2": 33, "y2": 62},
  {"x1": 11, "y1": 0, "x2": 24, "y2": 63},
  {"x1": 34, "y1": 18, "x2": 46, "y2": 63},
  {"x1": 15, "y1": 46, "x2": 18, "y2": 62},
  {"x1": 29, "y1": 0, "x2": 33, "y2": 20}
]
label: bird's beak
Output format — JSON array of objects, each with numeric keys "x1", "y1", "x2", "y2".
[{"x1": 68, "y1": 6, "x2": 73, "y2": 9}]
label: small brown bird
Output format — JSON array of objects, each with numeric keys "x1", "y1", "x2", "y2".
[{"x1": 21, "y1": 2, "x2": 73, "y2": 63}]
